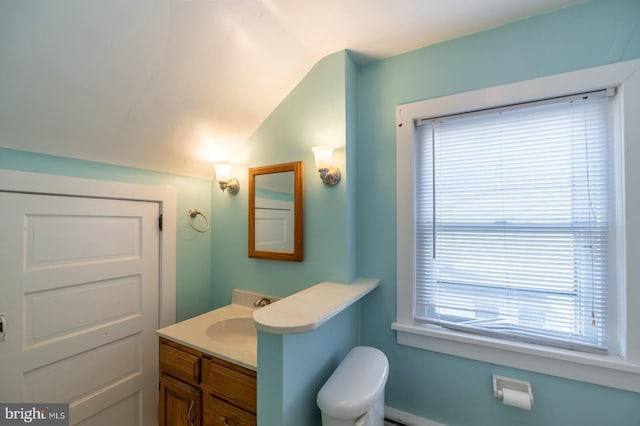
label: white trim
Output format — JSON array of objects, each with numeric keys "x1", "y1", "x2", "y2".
[
  {"x1": 385, "y1": 406, "x2": 446, "y2": 426},
  {"x1": 395, "y1": 59, "x2": 640, "y2": 392},
  {"x1": 392, "y1": 322, "x2": 640, "y2": 393},
  {"x1": 0, "y1": 169, "x2": 177, "y2": 327}
]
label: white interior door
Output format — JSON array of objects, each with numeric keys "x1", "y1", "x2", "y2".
[{"x1": 0, "y1": 192, "x2": 160, "y2": 426}]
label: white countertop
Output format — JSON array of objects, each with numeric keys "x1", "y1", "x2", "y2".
[
  {"x1": 253, "y1": 278, "x2": 380, "y2": 334},
  {"x1": 157, "y1": 303, "x2": 258, "y2": 370},
  {"x1": 156, "y1": 279, "x2": 380, "y2": 370}
]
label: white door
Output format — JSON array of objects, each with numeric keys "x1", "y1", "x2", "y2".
[{"x1": 0, "y1": 192, "x2": 160, "y2": 426}]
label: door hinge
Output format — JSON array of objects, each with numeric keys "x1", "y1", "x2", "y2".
[
  {"x1": 0, "y1": 314, "x2": 6, "y2": 341},
  {"x1": 159, "y1": 214, "x2": 163, "y2": 232}
]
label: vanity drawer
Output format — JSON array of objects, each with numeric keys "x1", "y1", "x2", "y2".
[
  {"x1": 159, "y1": 339, "x2": 201, "y2": 385},
  {"x1": 203, "y1": 392, "x2": 256, "y2": 426},
  {"x1": 201, "y1": 356, "x2": 256, "y2": 414}
]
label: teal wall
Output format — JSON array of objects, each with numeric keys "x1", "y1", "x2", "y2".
[
  {"x1": 256, "y1": 332, "x2": 284, "y2": 425},
  {"x1": 210, "y1": 50, "x2": 355, "y2": 306},
  {"x1": 357, "y1": 0, "x2": 640, "y2": 425},
  {"x1": 219, "y1": 50, "x2": 363, "y2": 426},
  {"x1": 281, "y1": 306, "x2": 359, "y2": 426},
  {"x1": 345, "y1": 48, "x2": 359, "y2": 282},
  {"x1": 0, "y1": 147, "x2": 213, "y2": 322},
  {"x1": 258, "y1": 305, "x2": 360, "y2": 426}
]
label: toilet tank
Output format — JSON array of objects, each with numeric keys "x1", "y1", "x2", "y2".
[{"x1": 317, "y1": 346, "x2": 389, "y2": 422}]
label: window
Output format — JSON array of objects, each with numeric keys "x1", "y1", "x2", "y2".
[
  {"x1": 415, "y1": 92, "x2": 610, "y2": 354},
  {"x1": 393, "y1": 59, "x2": 640, "y2": 393}
]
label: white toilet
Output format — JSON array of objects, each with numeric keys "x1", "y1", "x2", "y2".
[{"x1": 317, "y1": 346, "x2": 389, "y2": 426}]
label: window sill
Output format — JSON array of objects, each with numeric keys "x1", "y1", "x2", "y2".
[{"x1": 391, "y1": 321, "x2": 640, "y2": 393}]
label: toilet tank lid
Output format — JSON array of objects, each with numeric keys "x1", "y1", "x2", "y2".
[{"x1": 316, "y1": 346, "x2": 389, "y2": 419}]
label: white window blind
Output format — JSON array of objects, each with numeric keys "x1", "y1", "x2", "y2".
[{"x1": 414, "y1": 91, "x2": 611, "y2": 354}]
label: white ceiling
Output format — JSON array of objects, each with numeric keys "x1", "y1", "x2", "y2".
[{"x1": 0, "y1": 0, "x2": 582, "y2": 178}]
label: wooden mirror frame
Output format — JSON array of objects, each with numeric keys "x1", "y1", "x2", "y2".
[{"x1": 248, "y1": 161, "x2": 303, "y2": 262}]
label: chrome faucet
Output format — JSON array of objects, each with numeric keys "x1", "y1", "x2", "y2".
[{"x1": 253, "y1": 297, "x2": 273, "y2": 308}]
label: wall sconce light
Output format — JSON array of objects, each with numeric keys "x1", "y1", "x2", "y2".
[
  {"x1": 312, "y1": 145, "x2": 341, "y2": 186},
  {"x1": 213, "y1": 163, "x2": 239, "y2": 195}
]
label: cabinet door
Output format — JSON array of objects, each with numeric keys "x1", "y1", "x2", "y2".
[
  {"x1": 203, "y1": 392, "x2": 256, "y2": 426},
  {"x1": 201, "y1": 356, "x2": 256, "y2": 414},
  {"x1": 159, "y1": 373, "x2": 202, "y2": 426}
]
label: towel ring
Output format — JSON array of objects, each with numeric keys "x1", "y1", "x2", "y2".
[{"x1": 188, "y1": 208, "x2": 210, "y2": 233}]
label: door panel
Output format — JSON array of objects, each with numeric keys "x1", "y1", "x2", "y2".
[
  {"x1": 76, "y1": 391, "x2": 141, "y2": 426},
  {"x1": 24, "y1": 334, "x2": 141, "y2": 402},
  {"x1": 25, "y1": 214, "x2": 142, "y2": 267},
  {"x1": 24, "y1": 275, "x2": 142, "y2": 347},
  {"x1": 0, "y1": 192, "x2": 159, "y2": 425}
]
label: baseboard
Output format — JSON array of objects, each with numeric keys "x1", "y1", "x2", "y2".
[{"x1": 385, "y1": 406, "x2": 446, "y2": 426}]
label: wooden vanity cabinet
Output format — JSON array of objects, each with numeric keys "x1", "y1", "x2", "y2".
[
  {"x1": 201, "y1": 355, "x2": 257, "y2": 426},
  {"x1": 159, "y1": 338, "x2": 202, "y2": 426},
  {"x1": 159, "y1": 337, "x2": 256, "y2": 426}
]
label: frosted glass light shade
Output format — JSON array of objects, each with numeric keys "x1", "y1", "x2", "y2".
[
  {"x1": 311, "y1": 145, "x2": 341, "y2": 186},
  {"x1": 312, "y1": 146, "x2": 334, "y2": 170},
  {"x1": 214, "y1": 163, "x2": 232, "y2": 183},
  {"x1": 212, "y1": 163, "x2": 239, "y2": 194}
]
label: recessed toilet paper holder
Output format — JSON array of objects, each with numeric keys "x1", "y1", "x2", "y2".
[{"x1": 493, "y1": 375, "x2": 533, "y2": 408}]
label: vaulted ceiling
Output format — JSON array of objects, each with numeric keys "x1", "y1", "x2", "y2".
[{"x1": 0, "y1": 0, "x2": 582, "y2": 178}]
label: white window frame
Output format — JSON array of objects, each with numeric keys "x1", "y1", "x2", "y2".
[{"x1": 393, "y1": 59, "x2": 640, "y2": 393}]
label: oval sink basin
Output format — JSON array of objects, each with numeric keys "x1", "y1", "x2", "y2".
[{"x1": 206, "y1": 317, "x2": 256, "y2": 345}]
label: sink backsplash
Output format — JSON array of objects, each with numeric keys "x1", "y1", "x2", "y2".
[{"x1": 232, "y1": 289, "x2": 280, "y2": 308}]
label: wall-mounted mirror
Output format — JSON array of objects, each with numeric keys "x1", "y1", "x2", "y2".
[{"x1": 248, "y1": 161, "x2": 303, "y2": 262}]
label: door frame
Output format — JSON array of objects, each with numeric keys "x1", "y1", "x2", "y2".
[{"x1": 0, "y1": 169, "x2": 177, "y2": 327}]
